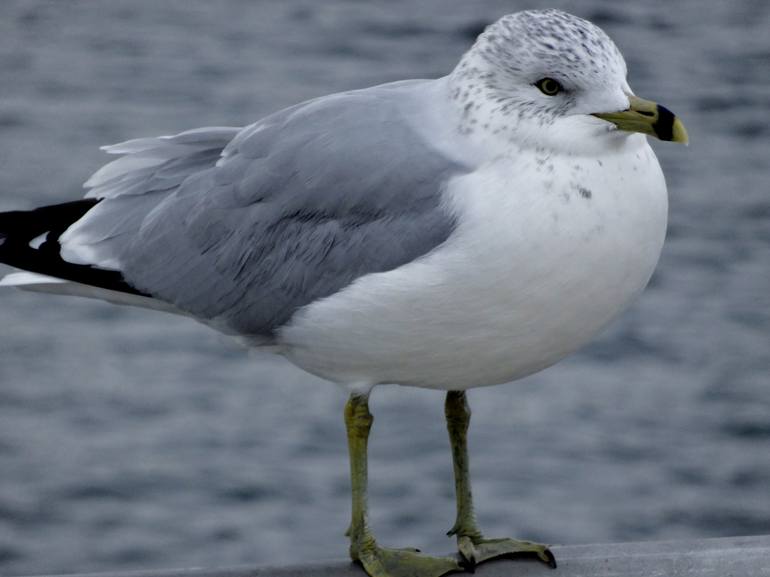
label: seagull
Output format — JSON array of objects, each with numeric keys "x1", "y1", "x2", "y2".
[{"x1": 0, "y1": 9, "x2": 686, "y2": 577}]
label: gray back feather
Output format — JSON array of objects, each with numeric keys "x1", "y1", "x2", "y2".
[{"x1": 75, "y1": 82, "x2": 465, "y2": 337}]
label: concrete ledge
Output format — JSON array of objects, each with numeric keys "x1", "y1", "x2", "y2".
[{"x1": 27, "y1": 535, "x2": 770, "y2": 577}]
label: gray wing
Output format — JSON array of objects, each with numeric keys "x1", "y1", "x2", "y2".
[{"x1": 64, "y1": 81, "x2": 465, "y2": 338}]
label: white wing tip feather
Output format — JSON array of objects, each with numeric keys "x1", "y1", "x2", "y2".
[{"x1": 0, "y1": 272, "x2": 68, "y2": 288}]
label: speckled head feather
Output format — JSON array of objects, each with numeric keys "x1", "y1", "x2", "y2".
[
  {"x1": 477, "y1": 10, "x2": 626, "y2": 85},
  {"x1": 449, "y1": 9, "x2": 631, "y2": 151}
]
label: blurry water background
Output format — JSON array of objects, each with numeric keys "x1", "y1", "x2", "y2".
[{"x1": 0, "y1": 0, "x2": 768, "y2": 574}]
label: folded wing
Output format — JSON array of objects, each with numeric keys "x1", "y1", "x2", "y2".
[{"x1": 2, "y1": 81, "x2": 465, "y2": 340}]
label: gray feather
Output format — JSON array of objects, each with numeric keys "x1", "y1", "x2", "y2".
[{"x1": 69, "y1": 81, "x2": 466, "y2": 338}]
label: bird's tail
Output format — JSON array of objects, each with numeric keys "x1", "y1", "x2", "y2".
[{"x1": 0, "y1": 200, "x2": 167, "y2": 309}]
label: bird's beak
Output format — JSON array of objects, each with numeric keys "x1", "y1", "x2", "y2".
[{"x1": 592, "y1": 94, "x2": 688, "y2": 144}]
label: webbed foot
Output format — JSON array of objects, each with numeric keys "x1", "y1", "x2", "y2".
[
  {"x1": 353, "y1": 542, "x2": 463, "y2": 577},
  {"x1": 455, "y1": 535, "x2": 556, "y2": 571}
]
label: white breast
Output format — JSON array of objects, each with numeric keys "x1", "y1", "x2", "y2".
[{"x1": 280, "y1": 135, "x2": 668, "y2": 391}]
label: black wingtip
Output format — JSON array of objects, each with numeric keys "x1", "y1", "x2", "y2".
[{"x1": 0, "y1": 198, "x2": 147, "y2": 297}]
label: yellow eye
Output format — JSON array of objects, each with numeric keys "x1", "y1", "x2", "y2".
[{"x1": 535, "y1": 77, "x2": 563, "y2": 96}]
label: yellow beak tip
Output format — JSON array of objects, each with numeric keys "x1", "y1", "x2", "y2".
[{"x1": 671, "y1": 118, "x2": 689, "y2": 145}]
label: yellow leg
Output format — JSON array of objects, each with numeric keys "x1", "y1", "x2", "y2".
[
  {"x1": 445, "y1": 391, "x2": 556, "y2": 570},
  {"x1": 345, "y1": 393, "x2": 462, "y2": 577}
]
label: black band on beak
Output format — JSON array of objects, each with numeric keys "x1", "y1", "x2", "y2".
[{"x1": 653, "y1": 104, "x2": 676, "y2": 142}]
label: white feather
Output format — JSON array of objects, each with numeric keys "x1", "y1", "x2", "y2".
[{"x1": 28, "y1": 233, "x2": 48, "y2": 250}]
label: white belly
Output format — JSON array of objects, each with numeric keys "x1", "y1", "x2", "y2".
[{"x1": 279, "y1": 136, "x2": 668, "y2": 390}]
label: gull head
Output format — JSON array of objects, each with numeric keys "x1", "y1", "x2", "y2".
[{"x1": 450, "y1": 9, "x2": 687, "y2": 154}]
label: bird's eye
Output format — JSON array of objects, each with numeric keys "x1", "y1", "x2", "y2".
[{"x1": 534, "y1": 78, "x2": 563, "y2": 96}]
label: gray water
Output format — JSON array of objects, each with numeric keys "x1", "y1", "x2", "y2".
[{"x1": 0, "y1": 1, "x2": 768, "y2": 575}]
